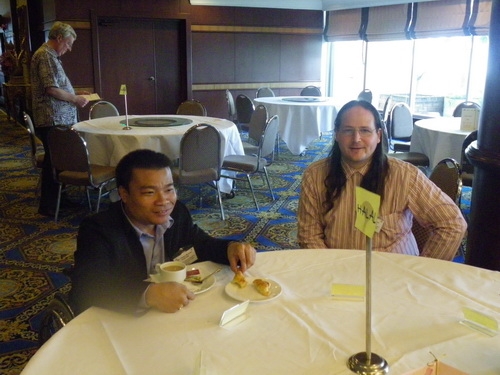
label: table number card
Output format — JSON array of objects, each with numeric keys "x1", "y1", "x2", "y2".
[
  {"x1": 355, "y1": 186, "x2": 381, "y2": 238},
  {"x1": 460, "y1": 307, "x2": 499, "y2": 336},
  {"x1": 331, "y1": 283, "x2": 365, "y2": 301},
  {"x1": 460, "y1": 108, "x2": 480, "y2": 131},
  {"x1": 219, "y1": 300, "x2": 249, "y2": 327}
]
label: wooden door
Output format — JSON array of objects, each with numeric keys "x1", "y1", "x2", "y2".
[{"x1": 94, "y1": 17, "x2": 186, "y2": 115}]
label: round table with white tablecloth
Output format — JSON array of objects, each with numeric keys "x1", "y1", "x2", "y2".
[
  {"x1": 72, "y1": 115, "x2": 244, "y2": 193},
  {"x1": 22, "y1": 249, "x2": 500, "y2": 375},
  {"x1": 254, "y1": 96, "x2": 338, "y2": 155},
  {"x1": 411, "y1": 117, "x2": 472, "y2": 169}
]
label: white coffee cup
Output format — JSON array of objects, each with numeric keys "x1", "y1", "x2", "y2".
[{"x1": 155, "y1": 261, "x2": 187, "y2": 283}]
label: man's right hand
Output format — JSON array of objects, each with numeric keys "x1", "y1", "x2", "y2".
[
  {"x1": 73, "y1": 95, "x2": 89, "y2": 108},
  {"x1": 145, "y1": 282, "x2": 195, "y2": 313}
]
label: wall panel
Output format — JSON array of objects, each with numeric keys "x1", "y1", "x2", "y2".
[
  {"x1": 30, "y1": 0, "x2": 323, "y2": 118},
  {"x1": 234, "y1": 33, "x2": 281, "y2": 82},
  {"x1": 192, "y1": 32, "x2": 235, "y2": 83}
]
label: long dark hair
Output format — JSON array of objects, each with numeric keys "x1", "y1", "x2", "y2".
[{"x1": 323, "y1": 100, "x2": 389, "y2": 212}]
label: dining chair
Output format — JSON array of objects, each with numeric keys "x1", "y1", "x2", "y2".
[
  {"x1": 381, "y1": 96, "x2": 393, "y2": 126},
  {"x1": 225, "y1": 89, "x2": 237, "y2": 123},
  {"x1": 235, "y1": 94, "x2": 255, "y2": 132},
  {"x1": 38, "y1": 292, "x2": 75, "y2": 346},
  {"x1": 256, "y1": 87, "x2": 275, "y2": 98},
  {"x1": 452, "y1": 101, "x2": 481, "y2": 117},
  {"x1": 89, "y1": 100, "x2": 119, "y2": 119},
  {"x1": 47, "y1": 126, "x2": 116, "y2": 222},
  {"x1": 173, "y1": 123, "x2": 225, "y2": 220},
  {"x1": 241, "y1": 104, "x2": 268, "y2": 156},
  {"x1": 221, "y1": 115, "x2": 279, "y2": 210},
  {"x1": 381, "y1": 120, "x2": 430, "y2": 169},
  {"x1": 23, "y1": 112, "x2": 44, "y2": 198},
  {"x1": 176, "y1": 99, "x2": 207, "y2": 116},
  {"x1": 460, "y1": 130, "x2": 477, "y2": 187},
  {"x1": 412, "y1": 157, "x2": 463, "y2": 254},
  {"x1": 357, "y1": 89, "x2": 373, "y2": 103},
  {"x1": 300, "y1": 85, "x2": 321, "y2": 96},
  {"x1": 387, "y1": 102, "x2": 413, "y2": 152}
]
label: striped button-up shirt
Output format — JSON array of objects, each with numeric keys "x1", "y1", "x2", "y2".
[{"x1": 298, "y1": 156, "x2": 467, "y2": 260}]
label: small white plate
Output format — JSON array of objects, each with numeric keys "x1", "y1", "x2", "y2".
[
  {"x1": 225, "y1": 277, "x2": 282, "y2": 303},
  {"x1": 183, "y1": 275, "x2": 216, "y2": 295},
  {"x1": 148, "y1": 266, "x2": 216, "y2": 295}
]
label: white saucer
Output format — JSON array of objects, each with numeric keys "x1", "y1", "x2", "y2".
[
  {"x1": 225, "y1": 277, "x2": 282, "y2": 302},
  {"x1": 183, "y1": 275, "x2": 216, "y2": 295}
]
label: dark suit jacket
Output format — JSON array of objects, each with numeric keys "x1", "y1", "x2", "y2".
[{"x1": 69, "y1": 201, "x2": 231, "y2": 315}]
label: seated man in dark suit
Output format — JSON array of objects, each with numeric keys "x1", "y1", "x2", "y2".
[{"x1": 69, "y1": 149, "x2": 256, "y2": 315}]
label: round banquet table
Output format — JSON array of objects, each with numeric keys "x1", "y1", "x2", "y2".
[
  {"x1": 72, "y1": 115, "x2": 244, "y2": 193},
  {"x1": 254, "y1": 96, "x2": 338, "y2": 155},
  {"x1": 410, "y1": 117, "x2": 472, "y2": 169},
  {"x1": 22, "y1": 250, "x2": 500, "y2": 375}
]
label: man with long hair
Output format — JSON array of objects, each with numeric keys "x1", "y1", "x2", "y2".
[{"x1": 298, "y1": 100, "x2": 466, "y2": 260}]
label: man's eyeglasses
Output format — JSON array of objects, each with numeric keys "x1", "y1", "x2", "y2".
[{"x1": 338, "y1": 128, "x2": 377, "y2": 138}]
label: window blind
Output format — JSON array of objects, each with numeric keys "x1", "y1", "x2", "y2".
[
  {"x1": 468, "y1": 0, "x2": 492, "y2": 35},
  {"x1": 324, "y1": 0, "x2": 491, "y2": 42},
  {"x1": 365, "y1": 4, "x2": 413, "y2": 41},
  {"x1": 324, "y1": 8, "x2": 363, "y2": 42},
  {"x1": 411, "y1": 0, "x2": 471, "y2": 38}
]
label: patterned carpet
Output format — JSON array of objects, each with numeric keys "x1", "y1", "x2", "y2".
[{"x1": 0, "y1": 111, "x2": 471, "y2": 374}]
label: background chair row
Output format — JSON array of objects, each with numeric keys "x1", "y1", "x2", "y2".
[
  {"x1": 357, "y1": 89, "x2": 373, "y2": 103},
  {"x1": 175, "y1": 114, "x2": 279, "y2": 219},
  {"x1": 256, "y1": 85, "x2": 324, "y2": 98},
  {"x1": 24, "y1": 112, "x2": 44, "y2": 198},
  {"x1": 89, "y1": 99, "x2": 210, "y2": 119},
  {"x1": 47, "y1": 127, "x2": 116, "y2": 222},
  {"x1": 176, "y1": 99, "x2": 207, "y2": 116},
  {"x1": 256, "y1": 87, "x2": 275, "y2": 98},
  {"x1": 411, "y1": 157, "x2": 464, "y2": 257},
  {"x1": 89, "y1": 100, "x2": 119, "y2": 119},
  {"x1": 453, "y1": 101, "x2": 481, "y2": 117},
  {"x1": 300, "y1": 85, "x2": 321, "y2": 96},
  {"x1": 174, "y1": 123, "x2": 225, "y2": 220},
  {"x1": 222, "y1": 114, "x2": 279, "y2": 211},
  {"x1": 380, "y1": 102, "x2": 430, "y2": 169}
]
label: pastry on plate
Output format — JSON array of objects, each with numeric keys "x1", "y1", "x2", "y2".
[
  {"x1": 253, "y1": 278, "x2": 271, "y2": 296},
  {"x1": 232, "y1": 271, "x2": 247, "y2": 288}
]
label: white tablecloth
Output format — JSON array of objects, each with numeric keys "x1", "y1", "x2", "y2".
[
  {"x1": 22, "y1": 250, "x2": 500, "y2": 375},
  {"x1": 411, "y1": 117, "x2": 471, "y2": 169},
  {"x1": 254, "y1": 96, "x2": 338, "y2": 155},
  {"x1": 72, "y1": 115, "x2": 244, "y2": 193}
]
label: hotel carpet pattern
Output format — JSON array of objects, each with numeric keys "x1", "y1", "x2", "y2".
[{"x1": 0, "y1": 112, "x2": 471, "y2": 374}]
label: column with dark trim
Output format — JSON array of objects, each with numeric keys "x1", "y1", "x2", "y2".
[{"x1": 465, "y1": 0, "x2": 500, "y2": 270}]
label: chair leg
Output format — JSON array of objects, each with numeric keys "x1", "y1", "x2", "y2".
[
  {"x1": 262, "y1": 166, "x2": 275, "y2": 200},
  {"x1": 95, "y1": 187, "x2": 102, "y2": 213},
  {"x1": 86, "y1": 189, "x2": 93, "y2": 211},
  {"x1": 215, "y1": 181, "x2": 225, "y2": 220},
  {"x1": 245, "y1": 174, "x2": 259, "y2": 211},
  {"x1": 275, "y1": 134, "x2": 280, "y2": 160},
  {"x1": 54, "y1": 184, "x2": 63, "y2": 223}
]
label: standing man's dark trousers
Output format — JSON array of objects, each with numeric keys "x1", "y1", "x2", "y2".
[{"x1": 35, "y1": 126, "x2": 59, "y2": 217}]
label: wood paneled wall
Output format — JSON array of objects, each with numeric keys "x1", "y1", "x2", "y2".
[{"x1": 33, "y1": 0, "x2": 323, "y2": 118}]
